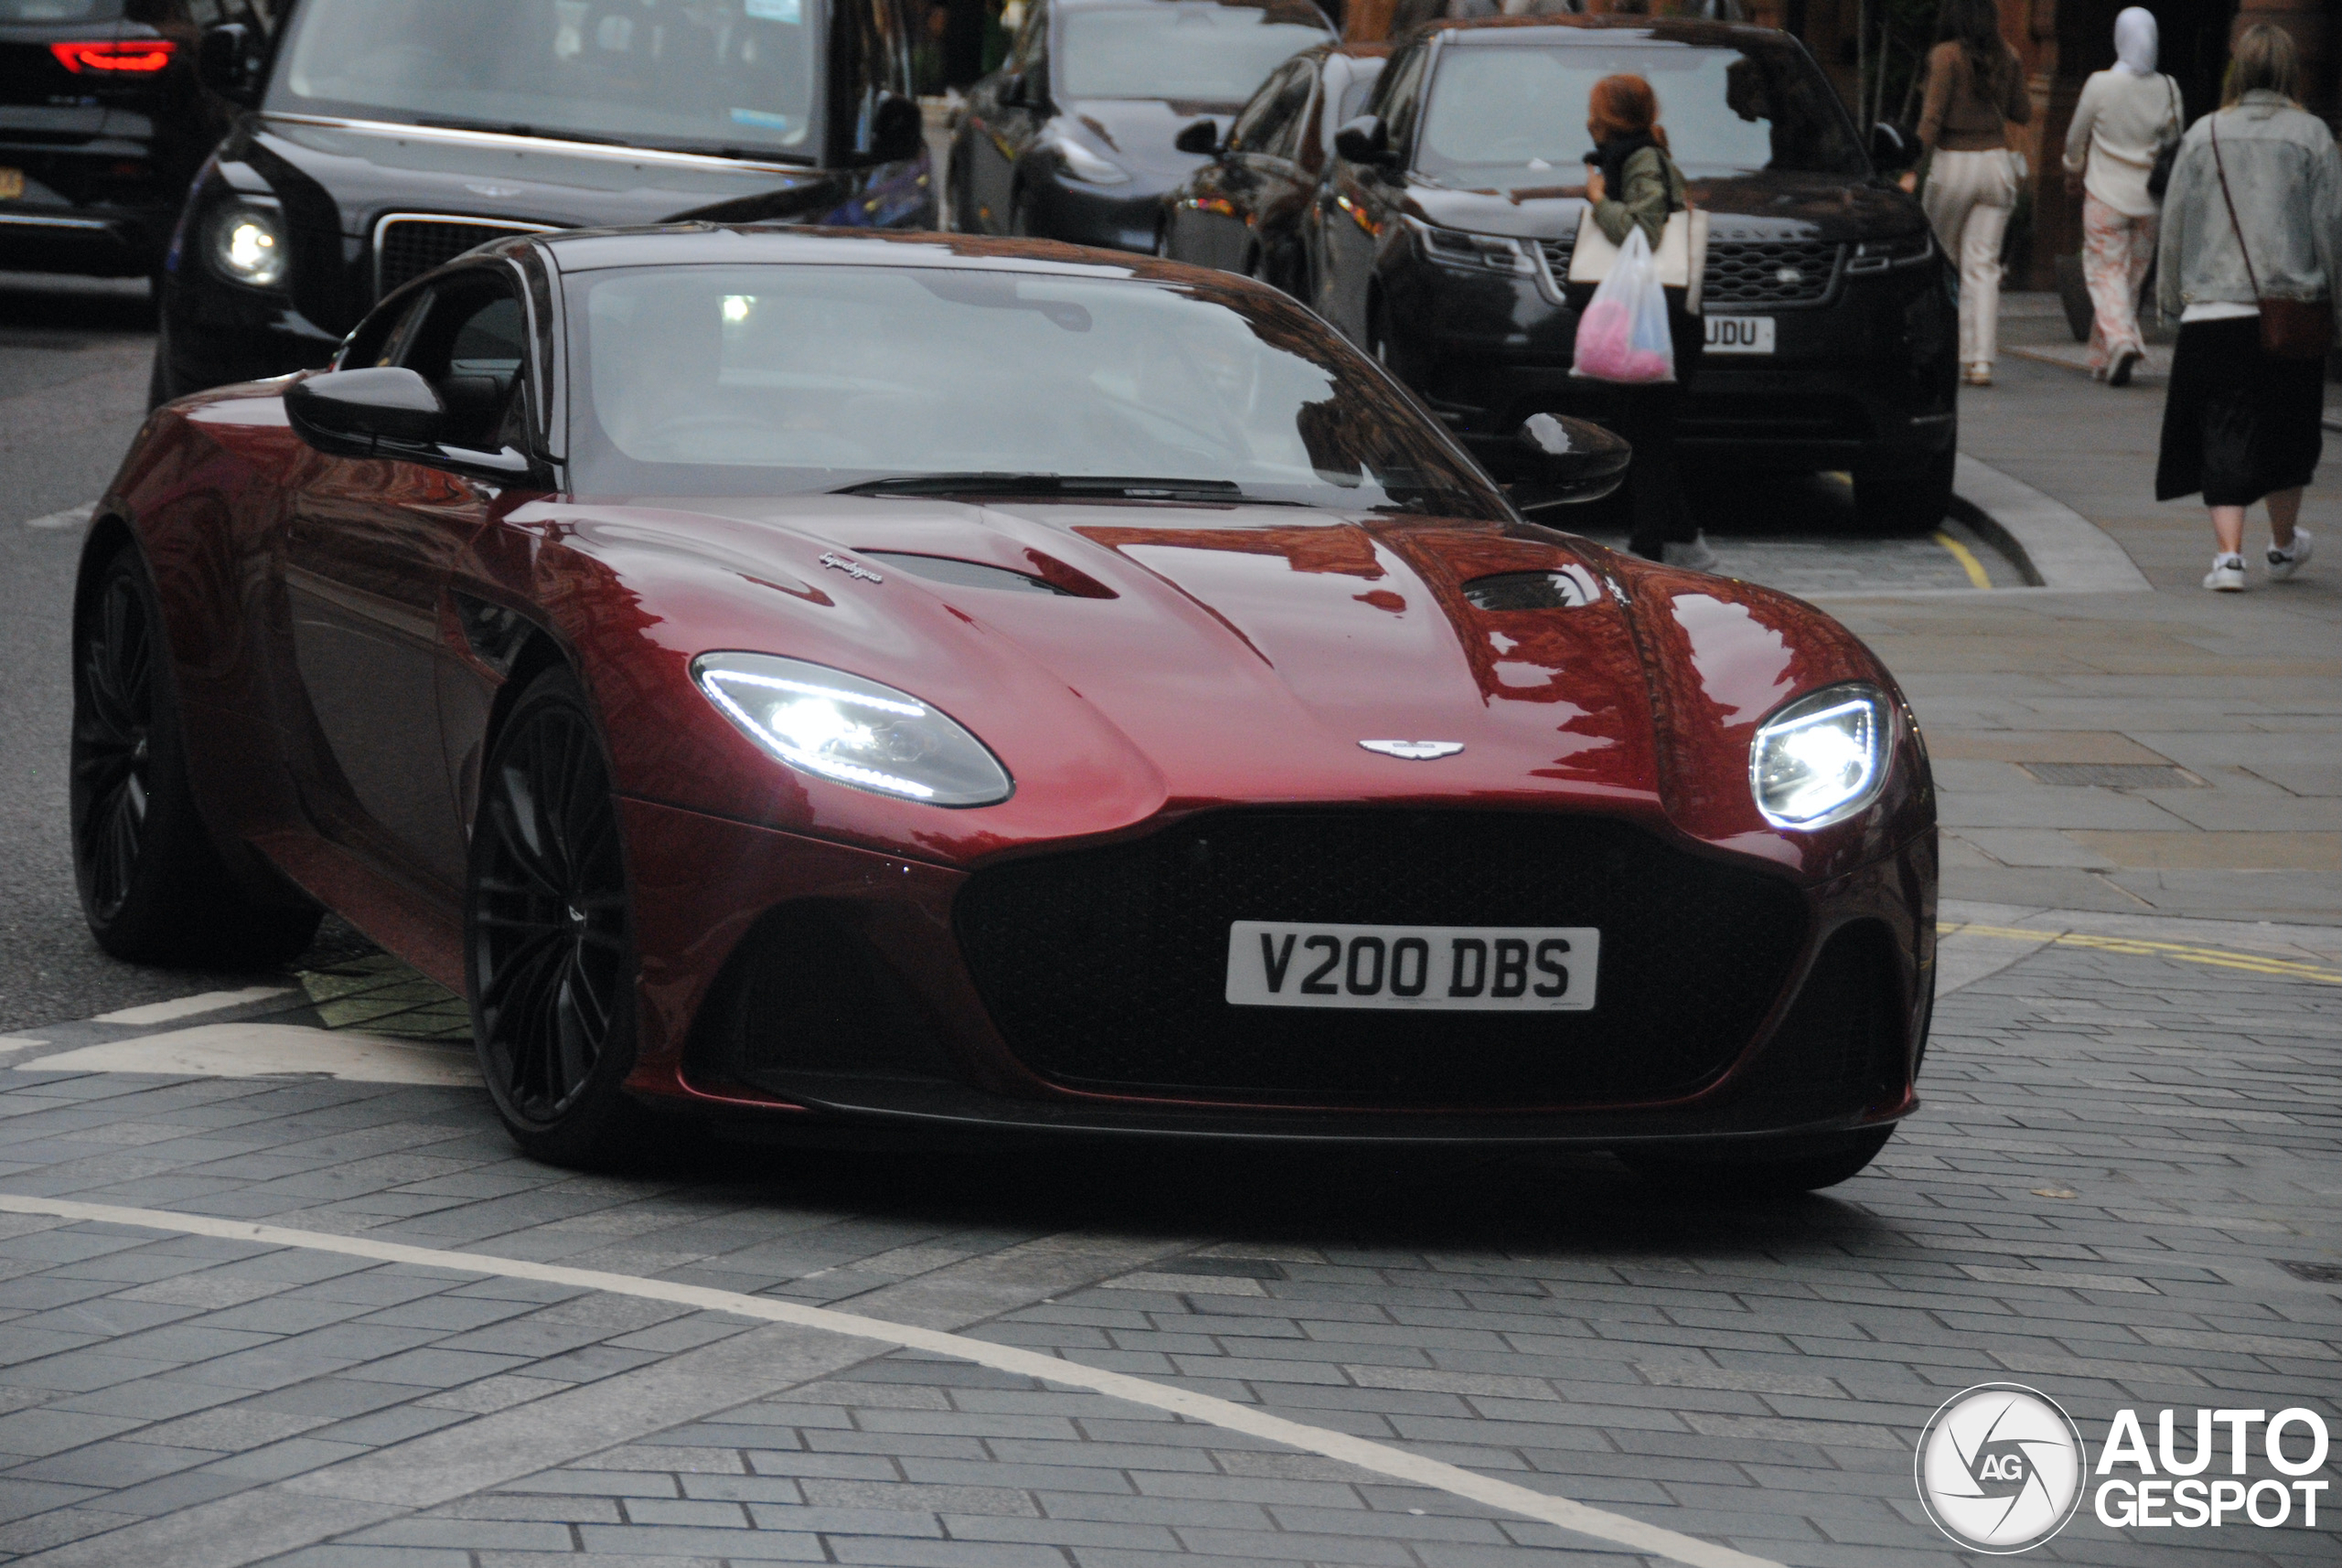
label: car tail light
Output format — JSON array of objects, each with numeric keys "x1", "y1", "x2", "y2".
[{"x1": 50, "y1": 40, "x2": 177, "y2": 74}]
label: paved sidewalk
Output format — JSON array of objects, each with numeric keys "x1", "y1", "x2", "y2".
[{"x1": 1831, "y1": 297, "x2": 2342, "y2": 925}]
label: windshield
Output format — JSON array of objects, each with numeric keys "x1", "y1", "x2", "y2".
[
  {"x1": 566, "y1": 263, "x2": 1505, "y2": 516},
  {"x1": 266, "y1": 0, "x2": 822, "y2": 160},
  {"x1": 1415, "y1": 40, "x2": 1864, "y2": 185},
  {"x1": 1057, "y1": 2, "x2": 1332, "y2": 102}
]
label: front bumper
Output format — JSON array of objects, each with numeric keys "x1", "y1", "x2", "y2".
[
  {"x1": 1389, "y1": 249, "x2": 1958, "y2": 472},
  {"x1": 0, "y1": 203, "x2": 173, "y2": 276},
  {"x1": 618, "y1": 797, "x2": 1935, "y2": 1148}
]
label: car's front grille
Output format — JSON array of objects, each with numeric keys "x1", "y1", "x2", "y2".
[
  {"x1": 372, "y1": 214, "x2": 556, "y2": 297},
  {"x1": 1537, "y1": 236, "x2": 1574, "y2": 279},
  {"x1": 955, "y1": 811, "x2": 1810, "y2": 1108},
  {"x1": 1703, "y1": 236, "x2": 1842, "y2": 308}
]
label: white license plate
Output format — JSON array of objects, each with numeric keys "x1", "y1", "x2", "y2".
[
  {"x1": 1704, "y1": 314, "x2": 1775, "y2": 354},
  {"x1": 1226, "y1": 921, "x2": 1598, "y2": 1012}
]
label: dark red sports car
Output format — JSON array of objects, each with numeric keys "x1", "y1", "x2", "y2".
[{"x1": 73, "y1": 227, "x2": 1935, "y2": 1188}]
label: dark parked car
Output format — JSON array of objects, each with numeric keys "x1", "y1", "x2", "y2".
[
  {"x1": 79, "y1": 224, "x2": 1931, "y2": 1187},
  {"x1": 1157, "y1": 39, "x2": 1384, "y2": 284},
  {"x1": 0, "y1": 0, "x2": 273, "y2": 281},
  {"x1": 153, "y1": 0, "x2": 932, "y2": 403},
  {"x1": 1309, "y1": 16, "x2": 1956, "y2": 531},
  {"x1": 949, "y1": 0, "x2": 1332, "y2": 251}
]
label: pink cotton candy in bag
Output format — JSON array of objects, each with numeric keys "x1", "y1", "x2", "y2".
[{"x1": 1569, "y1": 224, "x2": 1675, "y2": 385}]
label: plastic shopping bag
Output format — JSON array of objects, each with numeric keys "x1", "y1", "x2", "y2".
[{"x1": 1568, "y1": 224, "x2": 1674, "y2": 386}]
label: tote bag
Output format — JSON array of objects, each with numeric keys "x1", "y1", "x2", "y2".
[{"x1": 1569, "y1": 206, "x2": 1708, "y2": 316}]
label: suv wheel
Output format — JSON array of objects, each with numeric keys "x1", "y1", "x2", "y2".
[{"x1": 1853, "y1": 448, "x2": 1955, "y2": 534}]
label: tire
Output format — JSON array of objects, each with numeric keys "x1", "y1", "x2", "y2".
[
  {"x1": 1853, "y1": 447, "x2": 1955, "y2": 534},
  {"x1": 1617, "y1": 1126, "x2": 1895, "y2": 1196},
  {"x1": 70, "y1": 543, "x2": 322, "y2": 966},
  {"x1": 466, "y1": 667, "x2": 649, "y2": 1169}
]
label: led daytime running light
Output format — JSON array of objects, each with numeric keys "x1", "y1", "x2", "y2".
[{"x1": 692, "y1": 654, "x2": 1012, "y2": 808}]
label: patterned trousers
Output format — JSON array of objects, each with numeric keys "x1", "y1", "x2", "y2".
[{"x1": 2081, "y1": 195, "x2": 2156, "y2": 371}]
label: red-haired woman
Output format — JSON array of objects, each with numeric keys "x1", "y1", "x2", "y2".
[{"x1": 1582, "y1": 73, "x2": 1712, "y2": 570}]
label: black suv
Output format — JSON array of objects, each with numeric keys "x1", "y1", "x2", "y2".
[
  {"x1": 0, "y1": 0, "x2": 269, "y2": 282},
  {"x1": 154, "y1": 0, "x2": 931, "y2": 403},
  {"x1": 1309, "y1": 16, "x2": 1954, "y2": 531}
]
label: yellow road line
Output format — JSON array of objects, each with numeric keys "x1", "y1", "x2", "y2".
[
  {"x1": 1939, "y1": 922, "x2": 2342, "y2": 984},
  {"x1": 1931, "y1": 529, "x2": 1993, "y2": 589}
]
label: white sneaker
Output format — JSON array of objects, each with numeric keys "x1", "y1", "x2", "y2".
[
  {"x1": 2203, "y1": 554, "x2": 2247, "y2": 592},
  {"x1": 2268, "y1": 527, "x2": 2313, "y2": 580},
  {"x1": 1662, "y1": 532, "x2": 1720, "y2": 573}
]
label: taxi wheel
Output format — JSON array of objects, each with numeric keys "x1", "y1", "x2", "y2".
[
  {"x1": 1853, "y1": 448, "x2": 1955, "y2": 535},
  {"x1": 467, "y1": 668, "x2": 648, "y2": 1169},
  {"x1": 70, "y1": 543, "x2": 321, "y2": 966},
  {"x1": 1617, "y1": 1126, "x2": 1894, "y2": 1196}
]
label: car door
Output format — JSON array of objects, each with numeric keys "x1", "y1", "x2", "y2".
[
  {"x1": 283, "y1": 269, "x2": 532, "y2": 891},
  {"x1": 964, "y1": 0, "x2": 1048, "y2": 233},
  {"x1": 1297, "y1": 52, "x2": 1385, "y2": 307},
  {"x1": 1245, "y1": 58, "x2": 1325, "y2": 295},
  {"x1": 1316, "y1": 38, "x2": 1427, "y2": 347},
  {"x1": 1174, "y1": 58, "x2": 1298, "y2": 274}
]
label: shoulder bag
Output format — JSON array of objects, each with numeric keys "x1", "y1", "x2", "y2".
[
  {"x1": 2208, "y1": 115, "x2": 2335, "y2": 360},
  {"x1": 2145, "y1": 76, "x2": 2182, "y2": 204}
]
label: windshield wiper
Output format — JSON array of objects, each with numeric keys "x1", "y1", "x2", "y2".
[
  {"x1": 414, "y1": 117, "x2": 628, "y2": 147},
  {"x1": 835, "y1": 473, "x2": 1300, "y2": 505}
]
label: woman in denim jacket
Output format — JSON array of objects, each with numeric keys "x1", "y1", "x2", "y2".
[{"x1": 2154, "y1": 25, "x2": 2340, "y2": 591}]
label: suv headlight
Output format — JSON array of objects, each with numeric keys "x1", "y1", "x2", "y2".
[
  {"x1": 1047, "y1": 132, "x2": 1127, "y2": 186},
  {"x1": 1407, "y1": 217, "x2": 1533, "y2": 276},
  {"x1": 1750, "y1": 684, "x2": 1891, "y2": 829},
  {"x1": 693, "y1": 652, "x2": 1012, "y2": 807},
  {"x1": 207, "y1": 200, "x2": 286, "y2": 288}
]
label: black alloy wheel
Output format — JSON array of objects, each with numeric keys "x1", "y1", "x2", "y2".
[
  {"x1": 467, "y1": 668, "x2": 645, "y2": 1166},
  {"x1": 70, "y1": 543, "x2": 320, "y2": 964}
]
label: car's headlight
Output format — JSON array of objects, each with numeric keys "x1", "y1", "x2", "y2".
[
  {"x1": 1047, "y1": 134, "x2": 1128, "y2": 186},
  {"x1": 1407, "y1": 217, "x2": 1534, "y2": 276},
  {"x1": 207, "y1": 200, "x2": 285, "y2": 288},
  {"x1": 693, "y1": 653, "x2": 1012, "y2": 807},
  {"x1": 1750, "y1": 684, "x2": 1891, "y2": 829}
]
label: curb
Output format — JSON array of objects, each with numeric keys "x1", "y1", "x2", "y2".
[{"x1": 1946, "y1": 454, "x2": 2154, "y2": 594}]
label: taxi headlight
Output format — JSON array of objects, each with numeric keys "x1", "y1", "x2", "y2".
[
  {"x1": 207, "y1": 201, "x2": 285, "y2": 288},
  {"x1": 1750, "y1": 684, "x2": 1891, "y2": 828},
  {"x1": 693, "y1": 652, "x2": 1012, "y2": 807}
]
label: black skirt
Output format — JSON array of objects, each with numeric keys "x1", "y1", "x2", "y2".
[{"x1": 2155, "y1": 316, "x2": 2326, "y2": 506}]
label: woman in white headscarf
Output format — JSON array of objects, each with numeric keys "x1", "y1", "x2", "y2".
[{"x1": 2062, "y1": 7, "x2": 2184, "y2": 385}]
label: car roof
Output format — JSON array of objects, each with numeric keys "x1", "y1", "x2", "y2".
[
  {"x1": 1425, "y1": 15, "x2": 1789, "y2": 48},
  {"x1": 528, "y1": 224, "x2": 1284, "y2": 285}
]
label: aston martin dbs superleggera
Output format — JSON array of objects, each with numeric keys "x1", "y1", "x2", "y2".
[{"x1": 74, "y1": 226, "x2": 1935, "y2": 1187}]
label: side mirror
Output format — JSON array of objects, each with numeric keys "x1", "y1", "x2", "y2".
[
  {"x1": 1508, "y1": 413, "x2": 1630, "y2": 508},
  {"x1": 197, "y1": 23, "x2": 259, "y2": 105},
  {"x1": 285, "y1": 367, "x2": 446, "y2": 456},
  {"x1": 1333, "y1": 114, "x2": 1393, "y2": 167},
  {"x1": 869, "y1": 91, "x2": 923, "y2": 164},
  {"x1": 1871, "y1": 121, "x2": 1917, "y2": 173},
  {"x1": 1173, "y1": 118, "x2": 1221, "y2": 156}
]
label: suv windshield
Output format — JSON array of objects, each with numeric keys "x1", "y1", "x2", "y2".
[
  {"x1": 1058, "y1": 1, "x2": 1331, "y2": 102},
  {"x1": 1416, "y1": 38, "x2": 1864, "y2": 186},
  {"x1": 266, "y1": 0, "x2": 822, "y2": 160},
  {"x1": 566, "y1": 262, "x2": 1505, "y2": 517}
]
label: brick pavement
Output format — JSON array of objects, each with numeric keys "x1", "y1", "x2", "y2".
[{"x1": 0, "y1": 934, "x2": 2325, "y2": 1567}]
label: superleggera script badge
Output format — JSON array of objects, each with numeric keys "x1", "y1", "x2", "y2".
[{"x1": 818, "y1": 553, "x2": 884, "y2": 583}]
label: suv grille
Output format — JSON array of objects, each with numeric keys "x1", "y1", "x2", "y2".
[
  {"x1": 955, "y1": 811, "x2": 1809, "y2": 1108},
  {"x1": 1537, "y1": 236, "x2": 1574, "y2": 279},
  {"x1": 1703, "y1": 236, "x2": 1841, "y2": 308},
  {"x1": 373, "y1": 215, "x2": 555, "y2": 297}
]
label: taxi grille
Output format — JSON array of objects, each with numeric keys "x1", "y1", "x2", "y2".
[
  {"x1": 1703, "y1": 236, "x2": 1842, "y2": 308},
  {"x1": 955, "y1": 811, "x2": 1809, "y2": 1107},
  {"x1": 373, "y1": 215, "x2": 555, "y2": 297}
]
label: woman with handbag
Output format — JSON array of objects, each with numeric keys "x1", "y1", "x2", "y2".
[
  {"x1": 2154, "y1": 23, "x2": 2338, "y2": 591},
  {"x1": 1581, "y1": 73, "x2": 1712, "y2": 570},
  {"x1": 1904, "y1": 0, "x2": 2032, "y2": 387},
  {"x1": 2061, "y1": 7, "x2": 2182, "y2": 387}
]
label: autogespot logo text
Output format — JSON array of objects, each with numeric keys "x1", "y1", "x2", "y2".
[
  {"x1": 1916, "y1": 1385, "x2": 2333, "y2": 1552},
  {"x1": 1916, "y1": 1384, "x2": 2088, "y2": 1552}
]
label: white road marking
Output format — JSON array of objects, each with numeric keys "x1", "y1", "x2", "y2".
[
  {"x1": 0, "y1": 1192, "x2": 1778, "y2": 1568},
  {"x1": 20, "y1": 1025, "x2": 476, "y2": 1085},
  {"x1": 0, "y1": 1038, "x2": 48, "y2": 1050},
  {"x1": 23, "y1": 501, "x2": 95, "y2": 531},
  {"x1": 91, "y1": 987, "x2": 295, "y2": 1026}
]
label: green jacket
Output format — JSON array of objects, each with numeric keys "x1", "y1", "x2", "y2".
[{"x1": 1592, "y1": 145, "x2": 1687, "y2": 250}]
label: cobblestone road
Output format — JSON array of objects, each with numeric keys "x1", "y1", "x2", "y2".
[{"x1": 0, "y1": 922, "x2": 2329, "y2": 1568}]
